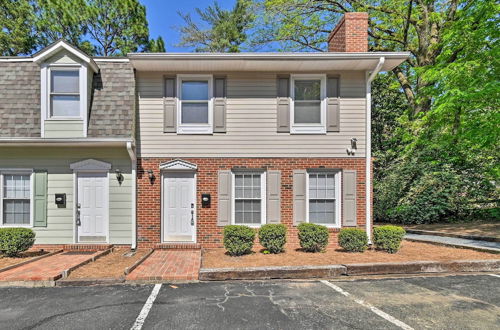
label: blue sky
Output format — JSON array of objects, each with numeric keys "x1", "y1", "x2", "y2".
[{"x1": 140, "y1": 0, "x2": 236, "y2": 52}]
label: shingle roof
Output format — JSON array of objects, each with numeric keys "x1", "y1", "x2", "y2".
[{"x1": 0, "y1": 61, "x2": 135, "y2": 138}]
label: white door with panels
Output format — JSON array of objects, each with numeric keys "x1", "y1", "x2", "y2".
[
  {"x1": 77, "y1": 172, "x2": 108, "y2": 243},
  {"x1": 163, "y1": 172, "x2": 196, "y2": 242}
]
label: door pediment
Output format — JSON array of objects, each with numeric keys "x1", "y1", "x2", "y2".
[
  {"x1": 159, "y1": 159, "x2": 197, "y2": 171},
  {"x1": 70, "y1": 159, "x2": 112, "y2": 171}
]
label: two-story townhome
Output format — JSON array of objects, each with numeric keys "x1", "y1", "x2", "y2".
[
  {"x1": 0, "y1": 41, "x2": 137, "y2": 249},
  {"x1": 131, "y1": 13, "x2": 409, "y2": 248}
]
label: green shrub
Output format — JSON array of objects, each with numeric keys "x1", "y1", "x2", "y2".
[
  {"x1": 297, "y1": 223, "x2": 329, "y2": 252},
  {"x1": 0, "y1": 228, "x2": 36, "y2": 257},
  {"x1": 223, "y1": 225, "x2": 255, "y2": 256},
  {"x1": 373, "y1": 225, "x2": 406, "y2": 253},
  {"x1": 258, "y1": 224, "x2": 287, "y2": 254},
  {"x1": 338, "y1": 228, "x2": 368, "y2": 252}
]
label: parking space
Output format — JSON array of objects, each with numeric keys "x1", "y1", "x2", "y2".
[{"x1": 0, "y1": 274, "x2": 498, "y2": 329}]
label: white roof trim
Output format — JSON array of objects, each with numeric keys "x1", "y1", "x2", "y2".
[
  {"x1": 70, "y1": 159, "x2": 112, "y2": 171},
  {"x1": 33, "y1": 40, "x2": 99, "y2": 72},
  {"x1": 159, "y1": 159, "x2": 198, "y2": 171}
]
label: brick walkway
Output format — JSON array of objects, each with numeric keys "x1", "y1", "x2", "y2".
[
  {"x1": 0, "y1": 251, "x2": 100, "y2": 282},
  {"x1": 126, "y1": 250, "x2": 201, "y2": 281}
]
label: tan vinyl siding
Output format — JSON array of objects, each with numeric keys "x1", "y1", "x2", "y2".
[
  {"x1": 137, "y1": 71, "x2": 366, "y2": 158},
  {"x1": 0, "y1": 147, "x2": 132, "y2": 245},
  {"x1": 44, "y1": 120, "x2": 85, "y2": 138}
]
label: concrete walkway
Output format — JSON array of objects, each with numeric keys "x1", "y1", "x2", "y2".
[{"x1": 406, "y1": 233, "x2": 500, "y2": 253}]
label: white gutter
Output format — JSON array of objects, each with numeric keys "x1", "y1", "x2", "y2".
[
  {"x1": 126, "y1": 142, "x2": 137, "y2": 250},
  {"x1": 366, "y1": 57, "x2": 385, "y2": 243}
]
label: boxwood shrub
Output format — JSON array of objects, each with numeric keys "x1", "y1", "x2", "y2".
[
  {"x1": 338, "y1": 228, "x2": 368, "y2": 252},
  {"x1": 258, "y1": 224, "x2": 287, "y2": 254},
  {"x1": 0, "y1": 228, "x2": 36, "y2": 257},
  {"x1": 373, "y1": 225, "x2": 406, "y2": 253},
  {"x1": 223, "y1": 225, "x2": 255, "y2": 256},
  {"x1": 297, "y1": 223, "x2": 329, "y2": 252}
]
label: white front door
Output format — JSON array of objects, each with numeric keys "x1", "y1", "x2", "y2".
[
  {"x1": 163, "y1": 172, "x2": 196, "y2": 242},
  {"x1": 77, "y1": 172, "x2": 108, "y2": 243}
]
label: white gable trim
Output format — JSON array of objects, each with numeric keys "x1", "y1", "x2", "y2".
[
  {"x1": 33, "y1": 40, "x2": 99, "y2": 72},
  {"x1": 159, "y1": 159, "x2": 197, "y2": 171},
  {"x1": 70, "y1": 159, "x2": 112, "y2": 172}
]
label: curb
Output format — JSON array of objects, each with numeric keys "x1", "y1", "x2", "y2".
[
  {"x1": 59, "y1": 248, "x2": 113, "y2": 279},
  {"x1": 0, "y1": 280, "x2": 56, "y2": 288},
  {"x1": 405, "y1": 237, "x2": 500, "y2": 254},
  {"x1": 0, "y1": 250, "x2": 63, "y2": 274},
  {"x1": 199, "y1": 259, "x2": 500, "y2": 281},
  {"x1": 199, "y1": 265, "x2": 347, "y2": 281},
  {"x1": 124, "y1": 249, "x2": 154, "y2": 275},
  {"x1": 56, "y1": 278, "x2": 126, "y2": 287},
  {"x1": 406, "y1": 229, "x2": 500, "y2": 243},
  {"x1": 344, "y1": 259, "x2": 500, "y2": 275}
]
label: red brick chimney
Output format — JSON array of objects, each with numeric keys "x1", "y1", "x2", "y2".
[{"x1": 328, "y1": 12, "x2": 368, "y2": 52}]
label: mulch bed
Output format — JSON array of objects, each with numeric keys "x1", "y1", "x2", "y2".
[
  {"x1": 67, "y1": 249, "x2": 149, "y2": 279},
  {"x1": 0, "y1": 251, "x2": 50, "y2": 270},
  {"x1": 202, "y1": 241, "x2": 500, "y2": 269}
]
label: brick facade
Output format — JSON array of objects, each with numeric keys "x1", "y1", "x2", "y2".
[
  {"x1": 328, "y1": 12, "x2": 369, "y2": 52},
  {"x1": 137, "y1": 157, "x2": 372, "y2": 249}
]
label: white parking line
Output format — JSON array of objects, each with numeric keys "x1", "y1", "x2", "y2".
[
  {"x1": 489, "y1": 274, "x2": 500, "y2": 278},
  {"x1": 130, "y1": 284, "x2": 162, "y2": 330},
  {"x1": 320, "y1": 280, "x2": 414, "y2": 330}
]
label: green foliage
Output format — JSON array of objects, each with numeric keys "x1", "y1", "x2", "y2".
[
  {"x1": 0, "y1": 0, "x2": 38, "y2": 55},
  {"x1": 297, "y1": 223, "x2": 329, "y2": 252},
  {"x1": 373, "y1": 225, "x2": 405, "y2": 253},
  {"x1": 258, "y1": 224, "x2": 286, "y2": 254},
  {"x1": 178, "y1": 0, "x2": 254, "y2": 52},
  {"x1": 0, "y1": 228, "x2": 36, "y2": 257},
  {"x1": 146, "y1": 37, "x2": 166, "y2": 52},
  {"x1": 223, "y1": 225, "x2": 255, "y2": 256},
  {"x1": 338, "y1": 228, "x2": 368, "y2": 252}
]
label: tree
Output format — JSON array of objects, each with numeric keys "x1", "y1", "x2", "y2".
[
  {"x1": 253, "y1": 0, "x2": 477, "y2": 116},
  {"x1": 178, "y1": 0, "x2": 253, "y2": 52},
  {"x1": 146, "y1": 36, "x2": 166, "y2": 52},
  {"x1": 0, "y1": 0, "x2": 38, "y2": 55},
  {"x1": 85, "y1": 0, "x2": 149, "y2": 56}
]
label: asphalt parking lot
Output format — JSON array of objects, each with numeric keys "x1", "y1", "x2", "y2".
[{"x1": 0, "y1": 274, "x2": 498, "y2": 330}]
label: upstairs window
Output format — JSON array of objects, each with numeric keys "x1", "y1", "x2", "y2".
[
  {"x1": 177, "y1": 75, "x2": 213, "y2": 134},
  {"x1": 291, "y1": 75, "x2": 326, "y2": 134},
  {"x1": 50, "y1": 69, "x2": 80, "y2": 118}
]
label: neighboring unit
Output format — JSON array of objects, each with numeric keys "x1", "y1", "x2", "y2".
[{"x1": 0, "y1": 41, "x2": 137, "y2": 248}]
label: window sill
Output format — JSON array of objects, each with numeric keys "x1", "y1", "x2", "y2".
[
  {"x1": 177, "y1": 125, "x2": 213, "y2": 135},
  {"x1": 0, "y1": 224, "x2": 33, "y2": 228},
  {"x1": 233, "y1": 223, "x2": 264, "y2": 228},
  {"x1": 290, "y1": 125, "x2": 326, "y2": 134},
  {"x1": 45, "y1": 117, "x2": 83, "y2": 121}
]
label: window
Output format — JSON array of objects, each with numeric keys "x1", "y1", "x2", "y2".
[
  {"x1": 308, "y1": 172, "x2": 340, "y2": 226},
  {"x1": 177, "y1": 75, "x2": 213, "y2": 134},
  {"x1": 291, "y1": 75, "x2": 326, "y2": 134},
  {"x1": 50, "y1": 69, "x2": 80, "y2": 118},
  {"x1": 1, "y1": 173, "x2": 32, "y2": 226},
  {"x1": 233, "y1": 172, "x2": 266, "y2": 226}
]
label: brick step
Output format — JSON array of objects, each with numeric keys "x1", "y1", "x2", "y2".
[
  {"x1": 63, "y1": 244, "x2": 114, "y2": 251},
  {"x1": 154, "y1": 243, "x2": 201, "y2": 250}
]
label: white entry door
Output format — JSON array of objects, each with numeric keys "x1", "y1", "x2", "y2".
[
  {"x1": 163, "y1": 172, "x2": 196, "y2": 242},
  {"x1": 77, "y1": 172, "x2": 108, "y2": 243}
]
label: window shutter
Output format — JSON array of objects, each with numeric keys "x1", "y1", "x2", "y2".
[
  {"x1": 213, "y1": 77, "x2": 227, "y2": 133},
  {"x1": 163, "y1": 77, "x2": 176, "y2": 133},
  {"x1": 326, "y1": 76, "x2": 340, "y2": 132},
  {"x1": 293, "y1": 169, "x2": 307, "y2": 225},
  {"x1": 277, "y1": 75, "x2": 290, "y2": 133},
  {"x1": 342, "y1": 170, "x2": 357, "y2": 226},
  {"x1": 33, "y1": 170, "x2": 48, "y2": 227},
  {"x1": 217, "y1": 170, "x2": 232, "y2": 226},
  {"x1": 266, "y1": 170, "x2": 281, "y2": 224}
]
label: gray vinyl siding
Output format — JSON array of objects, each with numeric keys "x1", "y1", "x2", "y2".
[
  {"x1": 0, "y1": 147, "x2": 132, "y2": 245},
  {"x1": 136, "y1": 71, "x2": 366, "y2": 158}
]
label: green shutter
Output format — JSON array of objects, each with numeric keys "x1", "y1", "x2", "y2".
[{"x1": 33, "y1": 170, "x2": 48, "y2": 227}]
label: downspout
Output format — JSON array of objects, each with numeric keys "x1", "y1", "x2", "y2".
[
  {"x1": 126, "y1": 141, "x2": 137, "y2": 250},
  {"x1": 366, "y1": 57, "x2": 385, "y2": 244}
]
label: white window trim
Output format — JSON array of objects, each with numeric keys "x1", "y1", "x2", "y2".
[
  {"x1": 176, "y1": 74, "x2": 213, "y2": 134},
  {"x1": 231, "y1": 171, "x2": 267, "y2": 227},
  {"x1": 290, "y1": 74, "x2": 327, "y2": 134},
  {"x1": 41, "y1": 63, "x2": 88, "y2": 138},
  {"x1": 306, "y1": 171, "x2": 341, "y2": 228},
  {"x1": 0, "y1": 169, "x2": 34, "y2": 228}
]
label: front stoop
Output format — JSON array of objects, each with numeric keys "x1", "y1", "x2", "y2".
[{"x1": 154, "y1": 243, "x2": 201, "y2": 250}]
